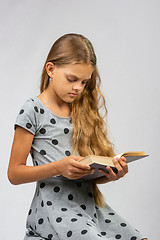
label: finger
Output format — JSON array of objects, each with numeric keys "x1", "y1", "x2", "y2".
[
  {"x1": 113, "y1": 159, "x2": 125, "y2": 178},
  {"x1": 70, "y1": 155, "x2": 84, "y2": 161},
  {"x1": 118, "y1": 158, "x2": 128, "y2": 174},
  {"x1": 99, "y1": 167, "x2": 118, "y2": 181},
  {"x1": 72, "y1": 160, "x2": 91, "y2": 170},
  {"x1": 120, "y1": 157, "x2": 127, "y2": 162},
  {"x1": 72, "y1": 168, "x2": 95, "y2": 179}
]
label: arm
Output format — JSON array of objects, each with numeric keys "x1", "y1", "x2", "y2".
[
  {"x1": 95, "y1": 157, "x2": 128, "y2": 184},
  {"x1": 8, "y1": 126, "x2": 93, "y2": 185}
]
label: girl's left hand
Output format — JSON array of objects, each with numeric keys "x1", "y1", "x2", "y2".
[{"x1": 95, "y1": 157, "x2": 128, "y2": 184}]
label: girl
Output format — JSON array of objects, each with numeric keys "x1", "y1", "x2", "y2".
[{"x1": 8, "y1": 33, "x2": 147, "y2": 240}]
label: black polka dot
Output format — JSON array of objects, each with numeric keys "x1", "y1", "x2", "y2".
[
  {"x1": 115, "y1": 234, "x2": 121, "y2": 239},
  {"x1": 40, "y1": 128, "x2": 46, "y2": 134},
  {"x1": 94, "y1": 213, "x2": 97, "y2": 218},
  {"x1": 81, "y1": 230, "x2": 87, "y2": 235},
  {"x1": 76, "y1": 182, "x2": 82, "y2": 187},
  {"x1": 38, "y1": 218, "x2": 44, "y2": 225},
  {"x1": 88, "y1": 192, "x2": 94, "y2": 197},
  {"x1": 40, "y1": 150, "x2": 46, "y2": 155},
  {"x1": 20, "y1": 109, "x2": 24, "y2": 114},
  {"x1": 67, "y1": 231, "x2": 72, "y2": 237},
  {"x1": 68, "y1": 194, "x2": 73, "y2": 200},
  {"x1": 47, "y1": 217, "x2": 50, "y2": 222},
  {"x1": 77, "y1": 213, "x2": 82, "y2": 217},
  {"x1": 71, "y1": 218, "x2": 77, "y2": 222},
  {"x1": 92, "y1": 219, "x2": 96, "y2": 223},
  {"x1": 64, "y1": 128, "x2": 69, "y2": 134},
  {"x1": 35, "y1": 160, "x2": 38, "y2": 166},
  {"x1": 29, "y1": 231, "x2": 34, "y2": 236},
  {"x1": 97, "y1": 234, "x2": 102, "y2": 237},
  {"x1": 87, "y1": 223, "x2": 92, "y2": 227},
  {"x1": 28, "y1": 209, "x2": 32, "y2": 215},
  {"x1": 50, "y1": 118, "x2": 56, "y2": 124},
  {"x1": 65, "y1": 150, "x2": 71, "y2": 156},
  {"x1": 61, "y1": 208, "x2": 67, "y2": 211},
  {"x1": 95, "y1": 206, "x2": 99, "y2": 210},
  {"x1": 30, "y1": 225, "x2": 34, "y2": 230},
  {"x1": 105, "y1": 219, "x2": 111, "y2": 223},
  {"x1": 80, "y1": 205, "x2": 86, "y2": 210},
  {"x1": 41, "y1": 200, "x2": 44, "y2": 207},
  {"x1": 131, "y1": 237, "x2": 137, "y2": 240},
  {"x1": 40, "y1": 108, "x2": 44, "y2": 114},
  {"x1": 120, "y1": 223, "x2": 127, "y2": 227},
  {"x1": 26, "y1": 123, "x2": 32, "y2": 129},
  {"x1": 40, "y1": 182, "x2": 45, "y2": 188},
  {"x1": 101, "y1": 232, "x2": 106, "y2": 236},
  {"x1": 34, "y1": 106, "x2": 38, "y2": 113},
  {"x1": 54, "y1": 186, "x2": 60, "y2": 192},
  {"x1": 109, "y1": 212, "x2": 115, "y2": 215},
  {"x1": 47, "y1": 201, "x2": 52, "y2": 206},
  {"x1": 48, "y1": 234, "x2": 53, "y2": 239},
  {"x1": 56, "y1": 217, "x2": 62, "y2": 223},
  {"x1": 52, "y1": 139, "x2": 58, "y2": 145},
  {"x1": 31, "y1": 98, "x2": 34, "y2": 102},
  {"x1": 69, "y1": 119, "x2": 72, "y2": 124}
]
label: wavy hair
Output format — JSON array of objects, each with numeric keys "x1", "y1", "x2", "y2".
[{"x1": 40, "y1": 33, "x2": 115, "y2": 207}]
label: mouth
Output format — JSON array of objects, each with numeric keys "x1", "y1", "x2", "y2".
[{"x1": 68, "y1": 93, "x2": 78, "y2": 97}]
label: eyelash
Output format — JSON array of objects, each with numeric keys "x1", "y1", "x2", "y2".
[{"x1": 67, "y1": 78, "x2": 88, "y2": 85}]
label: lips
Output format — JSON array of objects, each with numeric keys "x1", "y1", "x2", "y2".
[{"x1": 68, "y1": 93, "x2": 78, "y2": 97}]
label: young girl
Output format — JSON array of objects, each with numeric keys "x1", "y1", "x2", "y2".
[{"x1": 8, "y1": 33, "x2": 147, "y2": 240}]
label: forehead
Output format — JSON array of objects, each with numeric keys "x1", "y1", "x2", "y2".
[{"x1": 56, "y1": 63, "x2": 94, "y2": 79}]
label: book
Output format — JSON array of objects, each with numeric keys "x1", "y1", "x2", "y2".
[{"x1": 77, "y1": 151, "x2": 149, "y2": 180}]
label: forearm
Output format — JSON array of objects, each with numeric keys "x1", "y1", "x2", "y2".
[{"x1": 8, "y1": 161, "x2": 60, "y2": 185}]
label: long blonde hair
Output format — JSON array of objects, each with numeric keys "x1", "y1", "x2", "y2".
[{"x1": 40, "y1": 33, "x2": 115, "y2": 207}]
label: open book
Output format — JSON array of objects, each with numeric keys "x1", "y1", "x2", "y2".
[{"x1": 77, "y1": 151, "x2": 149, "y2": 180}]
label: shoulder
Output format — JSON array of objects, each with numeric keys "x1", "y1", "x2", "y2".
[{"x1": 14, "y1": 97, "x2": 38, "y2": 134}]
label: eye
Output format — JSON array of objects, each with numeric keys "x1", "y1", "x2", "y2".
[{"x1": 67, "y1": 77, "x2": 76, "y2": 82}]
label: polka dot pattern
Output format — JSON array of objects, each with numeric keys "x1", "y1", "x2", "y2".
[
  {"x1": 20, "y1": 109, "x2": 24, "y2": 114},
  {"x1": 34, "y1": 106, "x2": 38, "y2": 113},
  {"x1": 50, "y1": 118, "x2": 56, "y2": 124},
  {"x1": 18, "y1": 98, "x2": 143, "y2": 240},
  {"x1": 26, "y1": 123, "x2": 32, "y2": 129},
  {"x1": 115, "y1": 234, "x2": 122, "y2": 239},
  {"x1": 38, "y1": 218, "x2": 44, "y2": 225},
  {"x1": 40, "y1": 128, "x2": 46, "y2": 134},
  {"x1": 40, "y1": 108, "x2": 44, "y2": 114},
  {"x1": 65, "y1": 150, "x2": 71, "y2": 156},
  {"x1": 64, "y1": 128, "x2": 69, "y2": 134},
  {"x1": 52, "y1": 139, "x2": 58, "y2": 145}
]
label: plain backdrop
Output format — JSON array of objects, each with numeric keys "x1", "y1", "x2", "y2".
[{"x1": 1, "y1": 0, "x2": 159, "y2": 239}]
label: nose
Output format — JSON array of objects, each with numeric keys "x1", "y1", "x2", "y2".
[{"x1": 72, "y1": 82, "x2": 83, "y2": 92}]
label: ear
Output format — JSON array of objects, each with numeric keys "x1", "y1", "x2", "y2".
[{"x1": 45, "y1": 62, "x2": 55, "y2": 78}]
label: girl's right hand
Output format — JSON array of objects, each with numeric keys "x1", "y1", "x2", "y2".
[{"x1": 57, "y1": 156, "x2": 94, "y2": 179}]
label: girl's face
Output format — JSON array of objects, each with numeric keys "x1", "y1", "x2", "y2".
[{"x1": 46, "y1": 63, "x2": 94, "y2": 104}]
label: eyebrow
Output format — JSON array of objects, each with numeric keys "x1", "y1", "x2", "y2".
[{"x1": 67, "y1": 74, "x2": 91, "y2": 81}]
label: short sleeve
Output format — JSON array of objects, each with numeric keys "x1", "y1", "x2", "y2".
[{"x1": 14, "y1": 99, "x2": 37, "y2": 135}]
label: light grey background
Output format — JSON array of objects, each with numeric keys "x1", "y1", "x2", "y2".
[{"x1": 1, "y1": 0, "x2": 159, "y2": 239}]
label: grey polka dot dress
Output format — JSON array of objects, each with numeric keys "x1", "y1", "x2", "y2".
[{"x1": 14, "y1": 97, "x2": 146, "y2": 240}]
